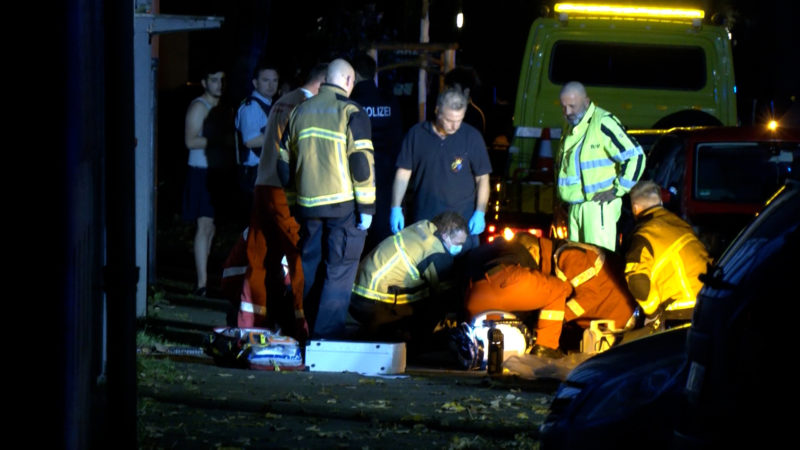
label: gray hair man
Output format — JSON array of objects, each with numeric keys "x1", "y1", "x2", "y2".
[{"x1": 390, "y1": 87, "x2": 492, "y2": 251}]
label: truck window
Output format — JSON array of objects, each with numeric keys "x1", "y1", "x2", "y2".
[{"x1": 549, "y1": 41, "x2": 706, "y2": 90}]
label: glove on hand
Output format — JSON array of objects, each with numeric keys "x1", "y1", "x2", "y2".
[
  {"x1": 358, "y1": 213, "x2": 373, "y2": 230},
  {"x1": 390, "y1": 206, "x2": 405, "y2": 233},
  {"x1": 468, "y1": 211, "x2": 486, "y2": 235}
]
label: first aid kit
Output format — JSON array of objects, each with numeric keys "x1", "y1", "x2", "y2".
[
  {"x1": 305, "y1": 340, "x2": 406, "y2": 375},
  {"x1": 203, "y1": 327, "x2": 304, "y2": 370}
]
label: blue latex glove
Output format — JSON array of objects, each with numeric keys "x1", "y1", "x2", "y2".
[
  {"x1": 468, "y1": 211, "x2": 486, "y2": 235},
  {"x1": 390, "y1": 206, "x2": 405, "y2": 233},
  {"x1": 358, "y1": 213, "x2": 373, "y2": 230}
]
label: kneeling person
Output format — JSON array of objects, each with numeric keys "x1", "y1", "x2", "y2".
[
  {"x1": 465, "y1": 234, "x2": 636, "y2": 357},
  {"x1": 625, "y1": 180, "x2": 711, "y2": 329},
  {"x1": 350, "y1": 211, "x2": 468, "y2": 341}
]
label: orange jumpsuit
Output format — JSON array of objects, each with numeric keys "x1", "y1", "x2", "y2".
[
  {"x1": 238, "y1": 186, "x2": 303, "y2": 329},
  {"x1": 554, "y1": 242, "x2": 636, "y2": 330},
  {"x1": 465, "y1": 238, "x2": 635, "y2": 349}
]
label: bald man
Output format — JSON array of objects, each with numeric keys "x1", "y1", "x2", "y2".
[
  {"x1": 624, "y1": 180, "x2": 710, "y2": 329},
  {"x1": 556, "y1": 81, "x2": 645, "y2": 252},
  {"x1": 279, "y1": 58, "x2": 376, "y2": 339}
]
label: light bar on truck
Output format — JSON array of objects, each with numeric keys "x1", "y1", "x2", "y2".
[{"x1": 554, "y1": 3, "x2": 704, "y2": 20}]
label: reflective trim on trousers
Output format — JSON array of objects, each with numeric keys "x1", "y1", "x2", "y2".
[
  {"x1": 240, "y1": 300, "x2": 266, "y2": 316},
  {"x1": 540, "y1": 309, "x2": 565, "y2": 321}
]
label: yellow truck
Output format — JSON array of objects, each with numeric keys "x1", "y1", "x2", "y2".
[{"x1": 487, "y1": 2, "x2": 738, "y2": 242}]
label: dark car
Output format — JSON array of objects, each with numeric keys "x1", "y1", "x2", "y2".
[
  {"x1": 539, "y1": 178, "x2": 800, "y2": 449},
  {"x1": 645, "y1": 125, "x2": 800, "y2": 257}
]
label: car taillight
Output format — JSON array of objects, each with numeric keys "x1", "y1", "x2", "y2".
[
  {"x1": 552, "y1": 224, "x2": 568, "y2": 240},
  {"x1": 485, "y1": 225, "x2": 544, "y2": 243}
]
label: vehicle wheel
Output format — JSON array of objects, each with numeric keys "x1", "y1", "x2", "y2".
[{"x1": 651, "y1": 110, "x2": 723, "y2": 129}]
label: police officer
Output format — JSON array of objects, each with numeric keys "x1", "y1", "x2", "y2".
[
  {"x1": 235, "y1": 63, "x2": 279, "y2": 219},
  {"x1": 350, "y1": 52, "x2": 405, "y2": 254},
  {"x1": 556, "y1": 81, "x2": 646, "y2": 252}
]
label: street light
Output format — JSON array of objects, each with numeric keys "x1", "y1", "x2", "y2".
[{"x1": 456, "y1": 11, "x2": 464, "y2": 29}]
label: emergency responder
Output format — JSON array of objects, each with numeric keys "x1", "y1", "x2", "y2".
[
  {"x1": 279, "y1": 58, "x2": 376, "y2": 339},
  {"x1": 238, "y1": 62, "x2": 328, "y2": 339},
  {"x1": 391, "y1": 87, "x2": 492, "y2": 251},
  {"x1": 349, "y1": 211, "x2": 468, "y2": 343},
  {"x1": 465, "y1": 233, "x2": 637, "y2": 357},
  {"x1": 624, "y1": 180, "x2": 711, "y2": 329},
  {"x1": 556, "y1": 81, "x2": 646, "y2": 252}
]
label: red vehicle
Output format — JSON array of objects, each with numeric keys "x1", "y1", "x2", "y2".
[{"x1": 646, "y1": 124, "x2": 800, "y2": 257}]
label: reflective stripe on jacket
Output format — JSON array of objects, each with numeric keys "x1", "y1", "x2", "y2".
[
  {"x1": 281, "y1": 84, "x2": 376, "y2": 215},
  {"x1": 554, "y1": 242, "x2": 605, "y2": 288},
  {"x1": 557, "y1": 103, "x2": 645, "y2": 204},
  {"x1": 353, "y1": 220, "x2": 452, "y2": 304},
  {"x1": 554, "y1": 241, "x2": 636, "y2": 329},
  {"x1": 624, "y1": 206, "x2": 711, "y2": 316}
]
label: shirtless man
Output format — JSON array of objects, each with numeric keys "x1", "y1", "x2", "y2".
[{"x1": 183, "y1": 66, "x2": 225, "y2": 296}]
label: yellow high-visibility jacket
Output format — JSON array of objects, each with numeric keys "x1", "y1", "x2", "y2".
[
  {"x1": 624, "y1": 206, "x2": 712, "y2": 316},
  {"x1": 352, "y1": 220, "x2": 454, "y2": 304},
  {"x1": 280, "y1": 83, "x2": 375, "y2": 216},
  {"x1": 557, "y1": 103, "x2": 645, "y2": 204}
]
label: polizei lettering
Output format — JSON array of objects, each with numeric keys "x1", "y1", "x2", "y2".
[{"x1": 362, "y1": 105, "x2": 392, "y2": 118}]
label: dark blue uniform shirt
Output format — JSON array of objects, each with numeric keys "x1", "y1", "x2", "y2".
[{"x1": 397, "y1": 121, "x2": 492, "y2": 223}]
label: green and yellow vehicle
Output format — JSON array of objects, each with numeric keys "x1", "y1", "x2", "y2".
[{"x1": 487, "y1": 2, "x2": 738, "y2": 243}]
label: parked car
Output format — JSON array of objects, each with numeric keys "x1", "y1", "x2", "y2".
[
  {"x1": 539, "y1": 178, "x2": 800, "y2": 449},
  {"x1": 646, "y1": 125, "x2": 800, "y2": 257}
]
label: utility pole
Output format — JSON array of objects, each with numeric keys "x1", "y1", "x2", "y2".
[{"x1": 419, "y1": 0, "x2": 430, "y2": 122}]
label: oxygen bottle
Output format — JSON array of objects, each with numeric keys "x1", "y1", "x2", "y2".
[{"x1": 487, "y1": 325, "x2": 504, "y2": 374}]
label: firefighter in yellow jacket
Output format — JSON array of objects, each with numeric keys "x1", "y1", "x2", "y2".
[
  {"x1": 557, "y1": 81, "x2": 646, "y2": 251},
  {"x1": 350, "y1": 211, "x2": 468, "y2": 341},
  {"x1": 625, "y1": 180, "x2": 711, "y2": 329},
  {"x1": 279, "y1": 59, "x2": 376, "y2": 339}
]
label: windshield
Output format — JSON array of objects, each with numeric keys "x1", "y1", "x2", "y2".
[
  {"x1": 550, "y1": 41, "x2": 706, "y2": 90},
  {"x1": 694, "y1": 142, "x2": 799, "y2": 203}
]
